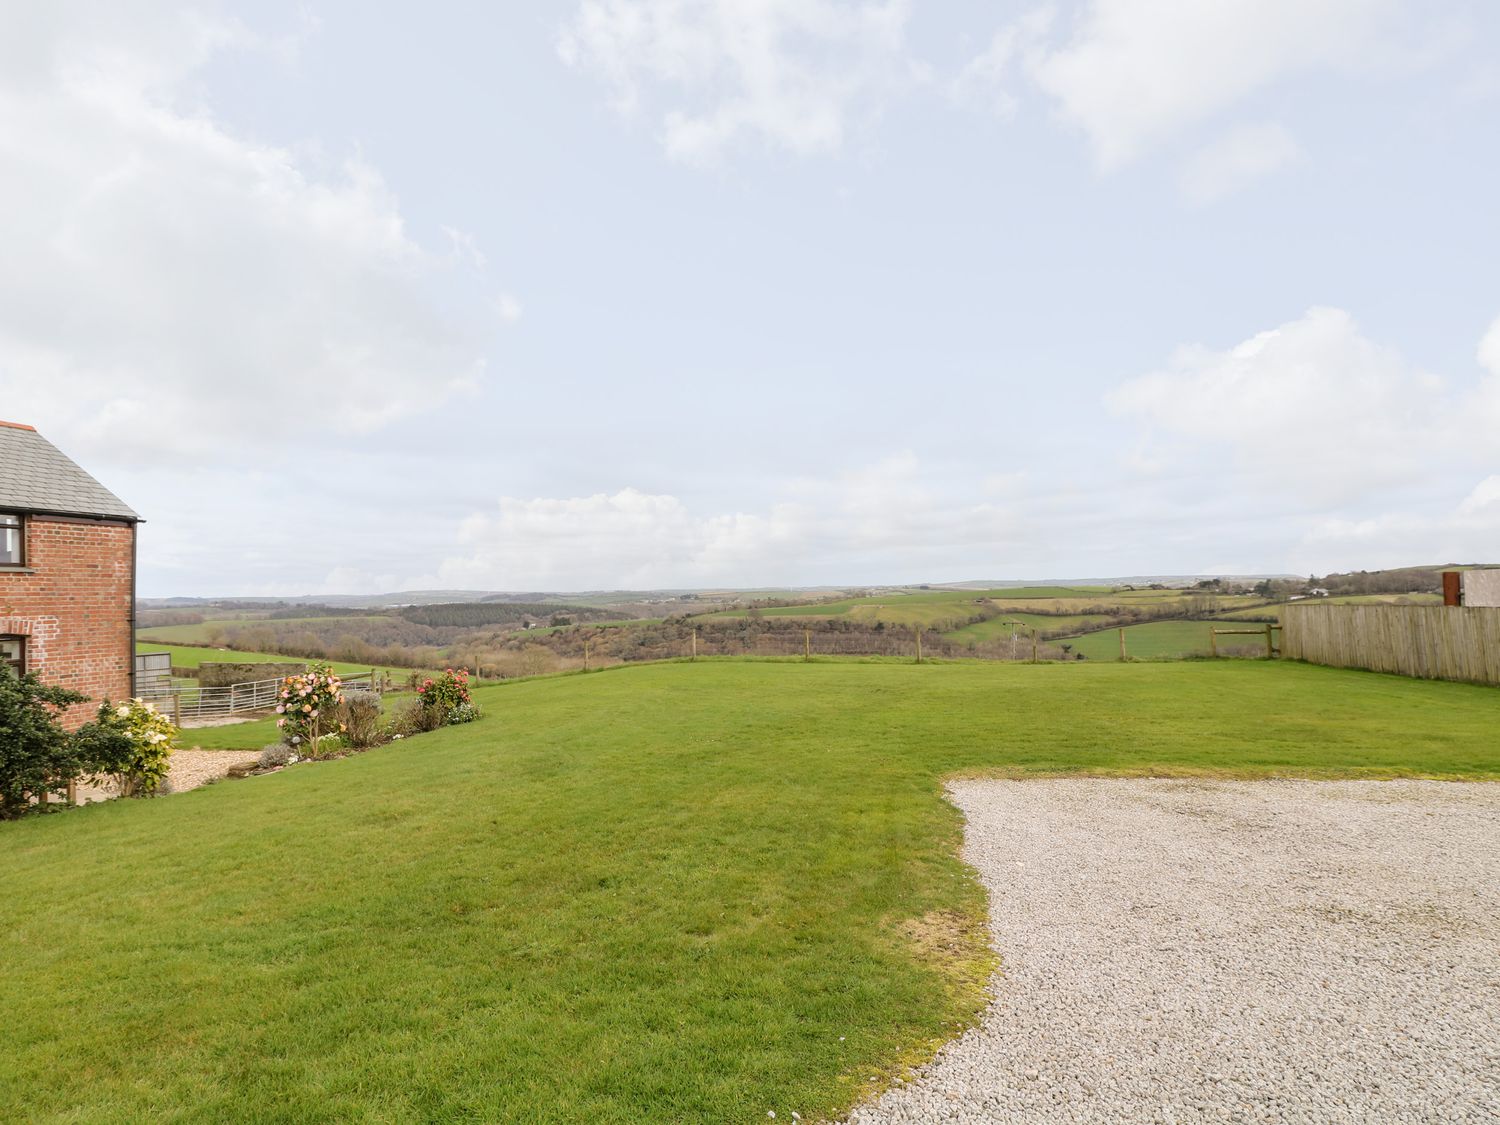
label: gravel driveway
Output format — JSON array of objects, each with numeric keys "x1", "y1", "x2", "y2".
[
  {"x1": 844, "y1": 779, "x2": 1499, "y2": 1125},
  {"x1": 72, "y1": 748, "x2": 263, "y2": 804}
]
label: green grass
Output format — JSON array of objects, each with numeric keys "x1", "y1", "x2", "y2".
[
  {"x1": 3, "y1": 660, "x2": 1497, "y2": 1122},
  {"x1": 137, "y1": 616, "x2": 393, "y2": 645},
  {"x1": 944, "y1": 612, "x2": 1114, "y2": 642},
  {"x1": 135, "y1": 643, "x2": 411, "y2": 679},
  {"x1": 178, "y1": 713, "x2": 283, "y2": 750},
  {"x1": 1063, "y1": 619, "x2": 1238, "y2": 659},
  {"x1": 180, "y1": 694, "x2": 419, "y2": 751}
]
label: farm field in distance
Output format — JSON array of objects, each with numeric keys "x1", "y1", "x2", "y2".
[
  {"x1": 134, "y1": 642, "x2": 416, "y2": 680},
  {"x1": 136, "y1": 615, "x2": 395, "y2": 645},
  {"x1": 4, "y1": 659, "x2": 1497, "y2": 1123},
  {"x1": 129, "y1": 568, "x2": 1460, "y2": 675},
  {"x1": 1063, "y1": 618, "x2": 1231, "y2": 660}
]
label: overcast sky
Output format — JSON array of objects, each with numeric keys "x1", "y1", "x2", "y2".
[{"x1": 2, "y1": 0, "x2": 1497, "y2": 597}]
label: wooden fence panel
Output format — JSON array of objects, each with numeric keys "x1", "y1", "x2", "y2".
[{"x1": 1282, "y1": 604, "x2": 1500, "y2": 685}]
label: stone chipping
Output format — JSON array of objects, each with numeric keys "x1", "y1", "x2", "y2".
[{"x1": 842, "y1": 779, "x2": 1500, "y2": 1125}]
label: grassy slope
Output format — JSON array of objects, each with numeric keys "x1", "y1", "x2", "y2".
[
  {"x1": 3, "y1": 661, "x2": 1498, "y2": 1123},
  {"x1": 138, "y1": 616, "x2": 393, "y2": 644},
  {"x1": 135, "y1": 642, "x2": 410, "y2": 678},
  {"x1": 1066, "y1": 619, "x2": 1228, "y2": 659}
]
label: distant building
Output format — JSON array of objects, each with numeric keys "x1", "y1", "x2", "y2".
[{"x1": 0, "y1": 421, "x2": 140, "y2": 727}]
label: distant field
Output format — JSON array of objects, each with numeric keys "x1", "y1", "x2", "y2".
[
  {"x1": 135, "y1": 643, "x2": 412, "y2": 679},
  {"x1": 702, "y1": 586, "x2": 1270, "y2": 636},
  {"x1": 520, "y1": 617, "x2": 665, "y2": 637},
  {"x1": 137, "y1": 615, "x2": 393, "y2": 645},
  {"x1": 944, "y1": 613, "x2": 1114, "y2": 642},
  {"x1": 1065, "y1": 619, "x2": 1229, "y2": 660}
]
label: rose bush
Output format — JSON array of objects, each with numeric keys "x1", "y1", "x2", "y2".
[
  {"x1": 416, "y1": 668, "x2": 481, "y2": 725},
  {"x1": 276, "y1": 663, "x2": 345, "y2": 756}
]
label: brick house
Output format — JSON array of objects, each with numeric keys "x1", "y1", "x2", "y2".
[{"x1": 0, "y1": 421, "x2": 140, "y2": 728}]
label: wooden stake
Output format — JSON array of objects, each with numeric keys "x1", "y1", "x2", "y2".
[
  {"x1": 1210, "y1": 628, "x2": 1218, "y2": 658},
  {"x1": 692, "y1": 629, "x2": 698, "y2": 660},
  {"x1": 584, "y1": 640, "x2": 591, "y2": 672},
  {"x1": 1264, "y1": 622, "x2": 1274, "y2": 659},
  {"x1": 803, "y1": 629, "x2": 810, "y2": 661},
  {"x1": 1031, "y1": 630, "x2": 1038, "y2": 663},
  {"x1": 1118, "y1": 628, "x2": 1126, "y2": 662},
  {"x1": 915, "y1": 628, "x2": 922, "y2": 664}
]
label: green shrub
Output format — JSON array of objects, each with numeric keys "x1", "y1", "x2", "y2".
[
  {"x1": 75, "y1": 699, "x2": 177, "y2": 797},
  {"x1": 448, "y1": 700, "x2": 483, "y2": 725},
  {"x1": 389, "y1": 699, "x2": 445, "y2": 739},
  {"x1": 416, "y1": 668, "x2": 480, "y2": 725},
  {"x1": 0, "y1": 671, "x2": 88, "y2": 818},
  {"x1": 338, "y1": 692, "x2": 385, "y2": 749}
]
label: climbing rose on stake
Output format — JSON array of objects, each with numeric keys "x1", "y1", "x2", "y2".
[{"x1": 276, "y1": 663, "x2": 344, "y2": 757}]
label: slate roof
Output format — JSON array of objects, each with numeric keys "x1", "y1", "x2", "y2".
[{"x1": 0, "y1": 421, "x2": 140, "y2": 522}]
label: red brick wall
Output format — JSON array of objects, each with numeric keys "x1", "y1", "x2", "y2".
[{"x1": 0, "y1": 516, "x2": 134, "y2": 729}]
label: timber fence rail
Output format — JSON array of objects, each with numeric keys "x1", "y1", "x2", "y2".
[{"x1": 1281, "y1": 604, "x2": 1500, "y2": 686}]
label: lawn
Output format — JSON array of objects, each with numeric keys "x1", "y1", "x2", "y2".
[
  {"x1": 3, "y1": 660, "x2": 1497, "y2": 1122},
  {"x1": 136, "y1": 642, "x2": 414, "y2": 679}
]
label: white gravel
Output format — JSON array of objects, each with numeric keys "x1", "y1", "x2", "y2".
[{"x1": 843, "y1": 779, "x2": 1500, "y2": 1125}]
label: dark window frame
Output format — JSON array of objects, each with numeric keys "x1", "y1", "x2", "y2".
[
  {"x1": 0, "y1": 635, "x2": 23, "y2": 678},
  {"x1": 0, "y1": 511, "x2": 23, "y2": 568}
]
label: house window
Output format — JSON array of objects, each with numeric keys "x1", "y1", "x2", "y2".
[
  {"x1": 0, "y1": 636, "x2": 22, "y2": 678},
  {"x1": 0, "y1": 513, "x2": 21, "y2": 566}
]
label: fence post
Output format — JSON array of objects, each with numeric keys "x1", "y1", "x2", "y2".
[
  {"x1": 584, "y1": 640, "x2": 590, "y2": 672},
  {"x1": 1210, "y1": 628, "x2": 1218, "y2": 658},
  {"x1": 1118, "y1": 628, "x2": 1126, "y2": 662},
  {"x1": 803, "y1": 629, "x2": 810, "y2": 662},
  {"x1": 1031, "y1": 630, "x2": 1038, "y2": 663},
  {"x1": 172, "y1": 690, "x2": 182, "y2": 727},
  {"x1": 1264, "y1": 622, "x2": 1274, "y2": 659},
  {"x1": 692, "y1": 629, "x2": 698, "y2": 661},
  {"x1": 915, "y1": 628, "x2": 922, "y2": 664}
]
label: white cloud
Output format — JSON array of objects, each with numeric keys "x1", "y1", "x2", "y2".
[
  {"x1": 0, "y1": 2, "x2": 491, "y2": 464},
  {"x1": 1457, "y1": 475, "x2": 1500, "y2": 517},
  {"x1": 948, "y1": 10, "x2": 1053, "y2": 119},
  {"x1": 1109, "y1": 307, "x2": 1500, "y2": 572},
  {"x1": 428, "y1": 455, "x2": 1035, "y2": 589},
  {"x1": 1180, "y1": 122, "x2": 1299, "y2": 203},
  {"x1": 1297, "y1": 472, "x2": 1500, "y2": 569},
  {"x1": 1109, "y1": 306, "x2": 1454, "y2": 499},
  {"x1": 1023, "y1": 0, "x2": 1407, "y2": 168},
  {"x1": 558, "y1": 0, "x2": 917, "y2": 164}
]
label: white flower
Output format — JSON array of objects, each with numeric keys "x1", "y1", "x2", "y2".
[{"x1": 115, "y1": 705, "x2": 130, "y2": 718}]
